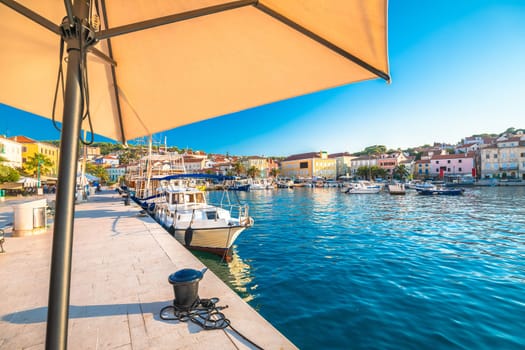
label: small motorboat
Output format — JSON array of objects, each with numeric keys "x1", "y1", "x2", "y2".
[{"x1": 416, "y1": 187, "x2": 465, "y2": 196}]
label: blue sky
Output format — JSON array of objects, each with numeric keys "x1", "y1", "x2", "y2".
[{"x1": 1, "y1": 0, "x2": 524, "y2": 156}]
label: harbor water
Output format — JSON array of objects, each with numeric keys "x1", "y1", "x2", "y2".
[{"x1": 199, "y1": 186, "x2": 525, "y2": 350}]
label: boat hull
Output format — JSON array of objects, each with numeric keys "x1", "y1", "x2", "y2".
[
  {"x1": 170, "y1": 224, "x2": 249, "y2": 260},
  {"x1": 416, "y1": 188, "x2": 464, "y2": 195}
]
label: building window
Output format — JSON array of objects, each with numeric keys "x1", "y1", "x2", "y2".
[
  {"x1": 458, "y1": 159, "x2": 462, "y2": 163},
  {"x1": 493, "y1": 154, "x2": 497, "y2": 159},
  {"x1": 436, "y1": 161, "x2": 439, "y2": 164},
  {"x1": 458, "y1": 168, "x2": 462, "y2": 172},
  {"x1": 485, "y1": 154, "x2": 489, "y2": 159},
  {"x1": 447, "y1": 160, "x2": 451, "y2": 164},
  {"x1": 300, "y1": 162, "x2": 308, "y2": 169}
]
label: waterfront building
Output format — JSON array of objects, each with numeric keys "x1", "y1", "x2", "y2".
[
  {"x1": 480, "y1": 135, "x2": 525, "y2": 180},
  {"x1": 183, "y1": 156, "x2": 206, "y2": 172},
  {"x1": 216, "y1": 162, "x2": 234, "y2": 175},
  {"x1": 349, "y1": 155, "x2": 378, "y2": 178},
  {"x1": 0, "y1": 136, "x2": 23, "y2": 168},
  {"x1": 107, "y1": 165, "x2": 127, "y2": 182},
  {"x1": 9, "y1": 135, "x2": 59, "y2": 175},
  {"x1": 328, "y1": 152, "x2": 355, "y2": 179},
  {"x1": 429, "y1": 152, "x2": 476, "y2": 178},
  {"x1": 377, "y1": 152, "x2": 407, "y2": 178},
  {"x1": 400, "y1": 156, "x2": 415, "y2": 178},
  {"x1": 85, "y1": 146, "x2": 101, "y2": 161},
  {"x1": 267, "y1": 158, "x2": 279, "y2": 177},
  {"x1": 242, "y1": 156, "x2": 270, "y2": 177},
  {"x1": 280, "y1": 151, "x2": 337, "y2": 179},
  {"x1": 414, "y1": 159, "x2": 431, "y2": 178},
  {"x1": 95, "y1": 155, "x2": 120, "y2": 167},
  {"x1": 184, "y1": 150, "x2": 207, "y2": 159}
]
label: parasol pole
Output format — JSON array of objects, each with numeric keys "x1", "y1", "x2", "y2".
[{"x1": 46, "y1": 0, "x2": 90, "y2": 348}]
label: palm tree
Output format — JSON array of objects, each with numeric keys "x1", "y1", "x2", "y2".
[
  {"x1": 392, "y1": 164, "x2": 409, "y2": 180},
  {"x1": 269, "y1": 168, "x2": 279, "y2": 178},
  {"x1": 246, "y1": 166, "x2": 260, "y2": 179},
  {"x1": 232, "y1": 161, "x2": 245, "y2": 176}
]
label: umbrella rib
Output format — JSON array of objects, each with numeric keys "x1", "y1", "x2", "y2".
[
  {"x1": 96, "y1": 0, "x2": 257, "y2": 41},
  {"x1": 99, "y1": 0, "x2": 126, "y2": 143},
  {"x1": 254, "y1": 3, "x2": 391, "y2": 82},
  {"x1": 87, "y1": 47, "x2": 117, "y2": 66},
  {"x1": 0, "y1": 0, "x2": 61, "y2": 35}
]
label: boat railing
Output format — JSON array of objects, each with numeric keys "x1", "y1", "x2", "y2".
[{"x1": 220, "y1": 203, "x2": 250, "y2": 224}]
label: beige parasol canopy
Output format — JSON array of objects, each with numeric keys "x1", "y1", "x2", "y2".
[
  {"x1": 0, "y1": 0, "x2": 389, "y2": 143},
  {"x1": 0, "y1": 1, "x2": 390, "y2": 348}
]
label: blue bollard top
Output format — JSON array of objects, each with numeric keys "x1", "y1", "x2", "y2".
[{"x1": 168, "y1": 268, "x2": 203, "y2": 285}]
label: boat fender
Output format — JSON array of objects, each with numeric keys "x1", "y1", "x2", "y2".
[
  {"x1": 185, "y1": 227, "x2": 193, "y2": 246},
  {"x1": 168, "y1": 225, "x2": 175, "y2": 235},
  {"x1": 148, "y1": 203, "x2": 156, "y2": 212}
]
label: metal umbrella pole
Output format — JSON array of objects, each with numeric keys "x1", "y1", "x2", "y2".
[{"x1": 46, "y1": 1, "x2": 89, "y2": 348}]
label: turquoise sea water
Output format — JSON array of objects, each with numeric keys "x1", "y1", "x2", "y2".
[{"x1": 199, "y1": 187, "x2": 525, "y2": 350}]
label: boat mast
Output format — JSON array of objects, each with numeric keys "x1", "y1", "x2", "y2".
[{"x1": 146, "y1": 135, "x2": 152, "y2": 197}]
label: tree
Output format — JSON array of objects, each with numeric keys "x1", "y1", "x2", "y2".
[
  {"x1": 246, "y1": 166, "x2": 260, "y2": 179},
  {"x1": 364, "y1": 145, "x2": 386, "y2": 155},
  {"x1": 232, "y1": 161, "x2": 245, "y2": 176},
  {"x1": 356, "y1": 165, "x2": 386, "y2": 180},
  {"x1": 85, "y1": 163, "x2": 109, "y2": 184},
  {"x1": 0, "y1": 164, "x2": 20, "y2": 183},
  {"x1": 23, "y1": 153, "x2": 53, "y2": 177},
  {"x1": 356, "y1": 166, "x2": 370, "y2": 179},
  {"x1": 392, "y1": 164, "x2": 409, "y2": 180},
  {"x1": 269, "y1": 168, "x2": 279, "y2": 178}
]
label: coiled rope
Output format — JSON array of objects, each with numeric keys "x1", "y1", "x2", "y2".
[{"x1": 160, "y1": 297, "x2": 263, "y2": 349}]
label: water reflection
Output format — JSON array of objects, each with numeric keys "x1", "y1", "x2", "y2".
[{"x1": 193, "y1": 247, "x2": 255, "y2": 302}]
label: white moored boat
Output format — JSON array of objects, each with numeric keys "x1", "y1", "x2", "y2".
[
  {"x1": 152, "y1": 178, "x2": 253, "y2": 260},
  {"x1": 343, "y1": 180, "x2": 382, "y2": 194}
]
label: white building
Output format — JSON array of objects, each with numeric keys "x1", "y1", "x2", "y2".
[
  {"x1": 183, "y1": 157, "x2": 206, "y2": 172},
  {"x1": 349, "y1": 156, "x2": 378, "y2": 177},
  {"x1": 0, "y1": 136, "x2": 23, "y2": 168}
]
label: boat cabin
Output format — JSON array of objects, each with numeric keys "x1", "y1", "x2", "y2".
[{"x1": 167, "y1": 190, "x2": 206, "y2": 205}]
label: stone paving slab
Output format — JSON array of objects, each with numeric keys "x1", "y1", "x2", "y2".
[{"x1": 0, "y1": 192, "x2": 296, "y2": 349}]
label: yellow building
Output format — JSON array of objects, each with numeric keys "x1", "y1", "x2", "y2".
[
  {"x1": 241, "y1": 156, "x2": 269, "y2": 177},
  {"x1": 9, "y1": 136, "x2": 60, "y2": 176},
  {"x1": 280, "y1": 151, "x2": 337, "y2": 179}
]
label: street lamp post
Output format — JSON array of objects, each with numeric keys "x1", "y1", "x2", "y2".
[{"x1": 37, "y1": 158, "x2": 42, "y2": 188}]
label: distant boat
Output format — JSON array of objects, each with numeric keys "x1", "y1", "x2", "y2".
[
  {"x1": 228, "y1": 179, "x2": 251, "y2": 191},
  {"x1": 276, "y1": 178, "x2": 294, "y2": 188},
  {"x1": 416, "y1": 186, "x2": 465, "y2": 196},
  {"x1": 343, "y1": 181, "x2": 381, "y2": 194},
  {"x1": 387, "y1": 183, "x2": 406, "y2": 195},
  {"x1": 249, "y1": 178, "x2": 274, "y2": 190}
]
